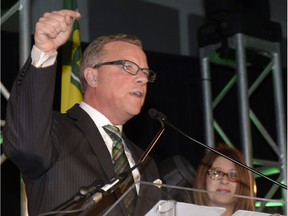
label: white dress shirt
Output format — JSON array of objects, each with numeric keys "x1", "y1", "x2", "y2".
[{"x1": 79, "y1": 102, "x2": 141, "y2": 191}]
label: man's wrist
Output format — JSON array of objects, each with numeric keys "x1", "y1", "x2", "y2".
[{"x1": 31, "y1": 45, "x2": 58, "y2": 68}]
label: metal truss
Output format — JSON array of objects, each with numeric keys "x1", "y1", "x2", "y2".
[
  {"x1": 1, "y1": 1, "x2": 31, "y2": 216},
  {"x1": 200, "y1": 33, "x2": 287, "y2": 213}
]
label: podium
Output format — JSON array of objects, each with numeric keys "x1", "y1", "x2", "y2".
[{"x1": 102, "y1": 181, "x2": 285, "y2": 216}]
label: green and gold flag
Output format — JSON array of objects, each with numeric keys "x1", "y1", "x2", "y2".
[{"x1": 61, "y1": 0, "x2": 83, "y2": 113}]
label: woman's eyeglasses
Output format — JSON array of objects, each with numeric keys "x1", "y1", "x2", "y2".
[{"x1": 207, "y1": 169, "x2": 239, "y2": 182}]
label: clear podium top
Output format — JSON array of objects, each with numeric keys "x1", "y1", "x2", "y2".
[{"x1": 103, "y1": 181, "x2": 285, "y2": 216}]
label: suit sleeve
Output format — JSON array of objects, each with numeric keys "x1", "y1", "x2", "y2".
[{"x1": 3, "y1": 57, "x2": 58, "y2": 179}]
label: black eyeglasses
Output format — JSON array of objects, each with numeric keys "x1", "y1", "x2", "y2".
[
  {"x1": 207, "y1": 169, "x2": 239, "y2": 182},
  {"x1": 93, "y1": 60, "x2": 156, "y2": 83}
]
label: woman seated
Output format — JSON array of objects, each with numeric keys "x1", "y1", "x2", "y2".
[{"x1": 193, "y1": 144, "x2": 255, "y2": 216}]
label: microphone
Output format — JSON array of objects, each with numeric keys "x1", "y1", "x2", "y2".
[
  {"x1": 40, "y1": 111, "x2": 167, "y2": 216},
  {"x1": 37, "y1": 178, "x2": 121, "y2": 216},
  {"x1": 80, "y1": 111, "x2": 167, "y2": 212},
  {"x1": 148, "y1": 108, "x2": 167, "y2": 127},
  {"x1": 80, "y1": 177, "x2": 120, "y2": 211},
  {"x1": 67, "y1": 111, "x2": 167, "y2": 214},
  {"x1": 136, "y1": 109, "x2": 166, "y2": 163},
  {"x1": 50, "y1": 179, "x2": 105, "y2": 212},
  {"x1": 80, "y1": 112, "x2": 167, "y2": 212},
  {"x1": 81, "y1": 192, "x2": 103, "y2": 210},
  {"x1": 148, "y1": 108, "x2": 287, "y2": 190}
]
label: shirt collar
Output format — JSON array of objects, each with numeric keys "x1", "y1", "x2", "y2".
[{"x1": 79, "y1": 102, "x2": 123, "y2": 133}]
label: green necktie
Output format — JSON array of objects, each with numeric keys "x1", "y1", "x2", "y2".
[{"x1": 103, "y1": 125, "x2": 137, "y2": 215}]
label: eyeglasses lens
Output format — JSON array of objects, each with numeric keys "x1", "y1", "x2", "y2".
[{"x1": 208, "y1": 169, "x2": 238, "y2": 181}]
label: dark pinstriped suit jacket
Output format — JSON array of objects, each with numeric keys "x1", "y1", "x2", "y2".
[{"x1": 3, "y1": 59, "x2": 161, "y2": 216}]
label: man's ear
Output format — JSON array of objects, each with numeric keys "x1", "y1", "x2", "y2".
[{"x1": 84, "y1": 67, "x2": 98, "y2": 87}]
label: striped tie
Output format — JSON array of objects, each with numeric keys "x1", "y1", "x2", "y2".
[{"x1": 103, "y1": 125, "x2": 137, "y2": 215}]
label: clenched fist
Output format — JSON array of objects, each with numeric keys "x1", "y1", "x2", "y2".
[{"x1": 34, "y1": 10, "x2": 81, "y2": 54}]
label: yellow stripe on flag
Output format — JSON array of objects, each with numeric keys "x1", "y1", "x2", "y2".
[
  {"x1": 61, "y1": 65, "x2": 83, "y2": 113},
  {"x1": 61, "y1": 0, "x2": 83, "y2": 113}
]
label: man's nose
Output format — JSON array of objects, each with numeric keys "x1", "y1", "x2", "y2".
[{"x1": 135, "y1": 71, "x2": 148, "y2": 85}]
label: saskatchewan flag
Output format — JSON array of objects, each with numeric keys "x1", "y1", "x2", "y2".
[{"x1": 61, "y1": 0, "x2": 83, "y2": 113}]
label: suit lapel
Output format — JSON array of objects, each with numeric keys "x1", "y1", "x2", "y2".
[{"x1": 67, "y1": 105, "x2": 116, "y2": 181}]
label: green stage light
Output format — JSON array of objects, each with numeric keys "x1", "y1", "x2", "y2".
[
  {"x1": 255, "y1": 201, "x2": 284, "y2": 207},
  {"x1": 254, "y1": 167, "x2": 280, "y2": 178}
]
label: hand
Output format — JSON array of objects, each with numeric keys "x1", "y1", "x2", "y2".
[{"x1": 34, "y1": 10, "x2": 81, "y2": 53}]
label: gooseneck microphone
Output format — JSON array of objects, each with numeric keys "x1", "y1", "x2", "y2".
[
  {"x1": 139, "y1": 110, "x2": 166, "y2": 163},
  {"x1": 38, "y1": 110, "x2": 167, "y2": 216},
  {"x1": 148, "y1": 108, "x2": 287, "y2": 190},
  {"x1": 78, "y1": 110, "x2": 167, "y2": 212}
]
